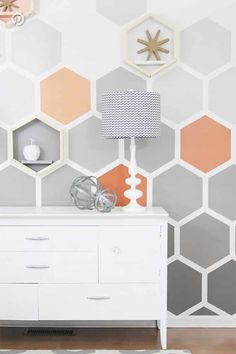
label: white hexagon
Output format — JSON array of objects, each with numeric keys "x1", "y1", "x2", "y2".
[
  {"x1": 0, "y1": 68, "x2": 35, "y2": 125},
  {"x1": 11, "y1": 19, "x2": 61, "y2": 75},
  {"x1": 123, "y1": 13, "x2": 178, "y2": 78}
]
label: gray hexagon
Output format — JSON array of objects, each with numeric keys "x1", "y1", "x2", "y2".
[
  {"x1": 209, "y1": 68, "x2": 236, "y2": 123},
  {"x1": 168, "y1": 260, "x2": 202, "y2": 315},
  {"x1": 190, "y1": 307, "x2": 218, "y2": 316},
  {"x1": 153, "y1": 165, "x2": 202, "y2": 221},
  {"x1": 168, "y1": 224, "x2": 175, "y2": 258},
  {"x1": 208, "y1": 260, "x2": 236, "y2": 314},
  {"x1": 96, "y1": 67, "x2": 146, "y2": 113},
  {"x1": 11, "y1": 19, "x2": 61, "y2": 75},
  {"x1": 96, "y1": 0, "x2": 147, "y2": 26},
  {"x1": 0, "y1": 69, "x2": 35, "y2": 125},
  {"x1": 153, "y1": 66, "x2": 203, "y2": 123},
  {"x1": 0, "y1": 127, "x2": 8, "y2": 164},
  {"x1": 0, "y1": 166, "x2": 35, "y2": 206},
  {"x1": 42, "y1": 165, "x2": 82, "y2": 206},
  {"x1": 180, "y1": 213, "x2": 229, "y2": 268},
  {"x1": 69, "y1": 116, "x2": 118, "y2": 173},
  {"x1": 181, "y1": 18, "x2": 231, "y2": 74},
  {"x1": 209, "y1": 165, "x2": 236, "y2": 221},
  {"x1": 124, "y1": 123, "x2": 175, "y2": 172}
]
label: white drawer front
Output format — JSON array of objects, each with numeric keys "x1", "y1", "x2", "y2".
[
  {"x1": 39, "y1": 284, "x2": 160, "y2": 320},
  {"x1": 0, "y1": 284, "x2": 38, "y2": 320},
  {"x1": 99, "y1": 226, "x2": 160, "y2": 283},
  {"x1": 0, "y1": 252, "x2": 97, "y2": 283},
  {"x1": 0, "y1": 226, "x2": 97, "y2": 252}
]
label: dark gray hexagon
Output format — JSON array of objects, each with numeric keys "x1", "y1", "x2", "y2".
[
  {"x1": 181, "y1": 18, "x2": 231, "y2": 74},
  {"x1": 96, "y1": 67, "x2": 146, "y2": 113},
  {"x1": 209, "y1": 165, "x2": 236, "y2": 221},
  {"x1": 69, "y1": 116, "x2": 119, "y2": 172},
  {"x1": 208, "y1": 260, "x2": 236, "y2": 315},
  {"x1": 125, "y1": 123, "x2": 175, "y2": 172},
  {"x1": 190, "y1": 307, "x2": 218, "y2": 316},
  {"x1": 0, "y1": 127, "x2": 8, "y2": 164},
  {"x1": 168, "y1": 260, "x2": 202, "y2": 315},
  {"x1": 180, "y1": 213, "x2": 229, "y2": 268},
  {"x1": 153, "y1": 165, "x2": 203, "y2": 221},
  {"x1": 168, "y1": 224, "x2": 175, "y2": 258}
]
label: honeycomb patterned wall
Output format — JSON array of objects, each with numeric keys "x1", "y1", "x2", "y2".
[{"x1": 0, "y1": 0, "x2": 236, "y2": 323}]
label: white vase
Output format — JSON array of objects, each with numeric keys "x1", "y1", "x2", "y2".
[{"x1": 23, "y1": 139, "x2": 40, "y2": 161}]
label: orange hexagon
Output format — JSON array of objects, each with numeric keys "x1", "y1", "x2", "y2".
[
  {"x1": 181, "y1": 116, "x2": 231, "y2": 173},
  {"x1": 40, "y1": 67, "x2": 91, "y2": 124},
  {"x1": 99, "y1": 164, "x2": 147, "y2": 206}
]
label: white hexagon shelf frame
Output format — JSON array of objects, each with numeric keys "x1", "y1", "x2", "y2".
[
  {"x1": 0, "y1": 0, "x2": 35, "y2": 27},
  {"x1": 9, "y1": 115, "x2": 64, "y2": 177},
  {"x1": 123, "y1": 13, "x2": 179, "y2": 78}
]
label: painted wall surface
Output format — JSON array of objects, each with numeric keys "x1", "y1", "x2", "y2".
[{"x1": 0, "y1": 0, "x2": 236, "y2": 323}]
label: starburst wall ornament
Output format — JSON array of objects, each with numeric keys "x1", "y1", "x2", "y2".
[
  {"x1": 0, "y1": 0, "x2": 35, "y2": 27},
  {"x1": 137, "y1": 29, "x2": 170, "y2": 61}
]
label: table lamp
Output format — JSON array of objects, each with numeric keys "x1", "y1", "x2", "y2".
[{"x1": 102, "y1": 90, "x2": 161, "y2": 210}]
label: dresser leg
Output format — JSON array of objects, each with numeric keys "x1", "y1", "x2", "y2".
[{"x1": 160, "y1": 320, "x2": 167, "y2": 349}]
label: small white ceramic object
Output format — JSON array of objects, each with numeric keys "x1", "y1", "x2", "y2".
[{"x1": 23, "y1": 139, "x2": 40, "y2": 161}]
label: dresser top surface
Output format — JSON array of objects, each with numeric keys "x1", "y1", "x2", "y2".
[{"x1": 0, "y1": 206, "x2": 168, "y2": 219}]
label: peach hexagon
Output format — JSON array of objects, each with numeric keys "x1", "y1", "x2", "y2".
[
  {"x1": 99, "y1": 164, "x2": 147, "y2": 207},
  {"x1": 40, "y1": 67, "x2": 91, "y2": 124},
  {"x1": 181, "y1": 116, "x2": 231, "y2": 173}
]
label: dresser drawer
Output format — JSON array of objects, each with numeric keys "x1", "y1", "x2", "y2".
[
  {"x1": 0, "y1": 252, "x2": 97, "y2": 283},
  {"x1": 99, "y1": 226, "x2": 160, "y2": 283},
  {"x1": 0, "y1": 284, "x2": 38, "y2": 320},
  {"x1": 38, "y1": 284, "x2": 160, "y2": 320},
  {"x1": 0, "y1": 226, "x2": 97, "y2": 252}
]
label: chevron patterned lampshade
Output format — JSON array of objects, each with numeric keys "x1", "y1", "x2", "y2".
[{"x1": 101, "y1": 90, "x2": 161, "y2": 139}]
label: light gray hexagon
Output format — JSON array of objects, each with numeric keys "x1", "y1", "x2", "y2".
[
  {"x1": 96, "y1": 67, "x2": 146, "y2": 113},
  {"x1": 0, "y1": 29, "x2": 5, "y2": 64},
  {"x1": 0, "y1": 166, "x2": 35, "y2": 206},
  {"x1": 0, "y1": 69, "x2": 35, "y2": 125},
  {"x1": 124, "y1": 123, "x2": 175, "y2": 172},
  {"x1": 96, "y1": 0, "x2": 147, "y2": 26},
  {"x1": 168, "y1": 223, "x2": 175, "y2": 258},
  {"x1": 69, "y1": 116, "x2": 118, "y2": 173},
  {"x1": 208, "y1": 260, "x2": 236, "y2": 315},
  {"x1": 0, "y1": 127, "x2": 8, "y2": 164},
  {"x1": 168, "y1": 260, "x2": 202, "y2": 315},
  {"x1": 181, "y1": 18, "x2": 231, "y2": 75},
  {"x1": 153, "y1": 66, "x2": 203, "y2": 123},
  {"x1": 153, "y1": 165, "x2": 202, "y2": 221},
  {"x1": 209, "y1": 165, "x2": 236, "y2": 221},
  {"x1": 180, "y1": 213, "x2": 229, "y2": 268},
  {"x1": 209, "y1": 68, "x2": 236, "y2": 124},
  {"x1": 42, "y1": 165, "x2": 82, "y2": 206},
  {"x1": 11, "y1": 19, "x2": 61, "y2": 75}
]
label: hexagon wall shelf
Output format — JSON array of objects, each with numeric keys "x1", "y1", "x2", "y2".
[
  {"x1": 123, "y1": 13, "x2": 178, "y2": 78},
  {"x1": 0, "y1": 0, "x2": 35, "y2": 27},
  {"x1": 11, "y1": 117, "x2": 63, "y2": 175}
]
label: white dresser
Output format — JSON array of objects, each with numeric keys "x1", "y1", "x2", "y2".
[{"x1": 0, "y1": 206, "x2": 168, "y2": 349}]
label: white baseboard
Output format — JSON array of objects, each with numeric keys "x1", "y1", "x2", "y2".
[{"x1": 1, "y1": 319, "x2": 236, "y2": 328}]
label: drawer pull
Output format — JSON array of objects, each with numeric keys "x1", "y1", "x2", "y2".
[
  {"x1": 25, "y1": 236, "x2": 50, "y2": 241},
  {"x1": 26, "y1": 265, "x2": 50, "y2": 269},
  {"x1": 86, "y1": 296, "x2": 110, "y2": 301},
  {"x1": 112, "y1": 246, "x2": 121, "y2": 255}
]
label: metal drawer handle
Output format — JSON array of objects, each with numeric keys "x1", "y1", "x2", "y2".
[
  {"x1": 86, "y1": 296, "x2": 110, "y2": 301},
  {"x1": 25, "y1": 236, "x2": 50, "y2": 241},
  {"x1": 112, "y1": 246, "x2": 121, "y2": 255},
  {"x1": 26, "y1": 265, "x2": 50, "y2": 269}
]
